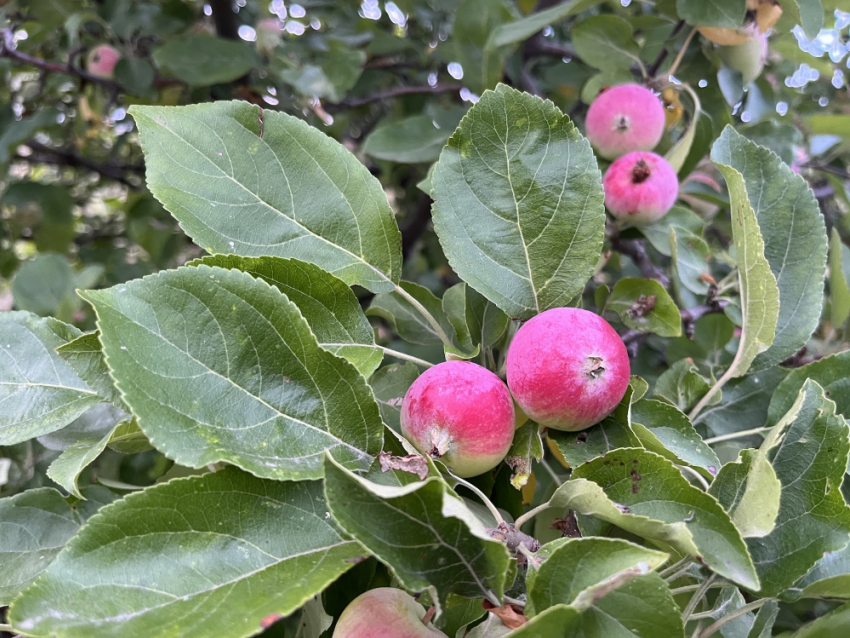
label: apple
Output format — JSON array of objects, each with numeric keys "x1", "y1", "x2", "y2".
[
  {"x1": 718, "y1": 33, "x2": 768, "y2": 84},
  {"x1": 585, "y1": 84, "x2": 666, "y2": 160},
  {"x1": 333, "y1": 588, "x2": 447, "y2": 637},
  {"x1": 603, "y1": 151, "x2": 679, "y2": 224},
  {"x1": 401, "y1": 360, "x2": 515, "y2": 478},
  {"x1": 506, "y1": 307, "x2": 630, "y2": 432},
  {"x1": 86, "y1": 44, "x2": 121, "y2": 80}
]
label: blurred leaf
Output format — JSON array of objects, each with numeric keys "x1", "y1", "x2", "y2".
[
  {"x1": 449, "y1": 0, "x2": 515, "y2": 94},
  {"x1": 0, "y1": 312, "x2": 100, "y2": 446},
  {"x1": 113, "y1": 57, "x2": 156, "y2": 97},
  {"x1": 607, "y1": 278, "x2": 682, "y2": 337},
  {"x1": 550, "y1": 448, "x2": 760, "y2": 590},
  {"x1": 190, "y1": 255, "x2": 382, "y2": 377},
  {"x1": 486, "y1": 0, "x2": 603, "y2": 49},
  {"x1": 364, "y1": 107, "x2": 465, "y2": 164},
  {"x1": 677, "y1": 0, "x2": 746, "y2": 29},
  {"x1": 0, "y1": 108, "x2": 59, "y2": 165},
  {"x1": 712, "y1": 126, "x2": 826, "y2": 371},
  {"x1": 10, "y1": 468, "x2": 364, "y2": 638},
  {"x1": 806, "y1": 114, "x2": 850, "y2": 138},
  {"x1": 746, "y1": 380, "x2": 850, "y2": 596},
  {"x1": 131, "y1": 101, "x2": 402, "y2": 293},
  {"x1": 11, "y1": 253, "x2": 77, "y2": 320},
  {"x1": 153, "y1": 34, "x2": 260, "y2": 85},
  {"x1": 572, "y1": 15, "x2": 642, "y2": 72},
  {"x1": 525, "y1": 537, "x2": 668, "y2": 616},
  {"x1": 783, "y1": 0, "x2": 827, "y2": 41},
  {"x1": 369, "y1": 363, "x2": 420, "y2": 433},
  {"x1": 80, "y1": 265, "x2": 383, "y2": 481},
  {"x1": 432, "y1": 84, "x2": 605, "y2": 320},
  {"x1": 323, "y1": 453, "x2": 512, "y2": 608},
  {"x1": 665, "y1": 87, "x2": 701, "y2": 173},
  {"x1": 0, "y1": 487, "x2": 79, "y2": 606},
  {"x1": 829, "y1": 229, "x2": 850, "y2": 329},
  {"x1": 783, "y1": 601, "x2": 850, "y2": 637},
  {"x1": 56, "y1": 332, "x2": 125, "y2": 407},
  {"x1": 630, "y1": 399, "x2": 720, "y2": 478},
  {"x1": 679, "y1": 112, "x2": 716, "y2": 179}
]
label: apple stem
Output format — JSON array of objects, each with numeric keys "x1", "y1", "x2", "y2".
[
  {"x1": 447, "y1": 472, "x2": 505, "y2": 525},
  {"x1": 420, "y1": 606, "x2": 436, "y2": 627}
]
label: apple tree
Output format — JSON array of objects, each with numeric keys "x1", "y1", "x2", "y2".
[{"x1": 1, "y1": 0, "x2": 850, "y2": 636}]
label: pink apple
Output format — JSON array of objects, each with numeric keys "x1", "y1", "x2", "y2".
[
  {"x1": 333, "y1": 588, "x2": 447, "y2": 638},
  {"x1": 506, "y1": 308, "x2": 630, "y2": 432},
  {"x1": 86, "y1": 45, "x2": 121, "y2": 80},
  {"x1": 401, "y1": 360, "x2": 515, "y2": 478},
  {"x1": 603, "y1": 151, "x2": 679, "y2": 224},
  {"x1": 585, "y1": 84, "x2": 666, "y2": 160}
]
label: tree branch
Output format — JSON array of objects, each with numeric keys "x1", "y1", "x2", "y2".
[
  {"x1": 610, "y1": 234, "x2": 671, "y2": 288},
  {"x1": 208, "y1": 0, "x2": 240, "y2": 40},
  {"x1": 16, "y1": 141, "x2": 144, "y2": 188},
  {"x1": 327, "y1": 83, "x2": 463, "y2": 111}
]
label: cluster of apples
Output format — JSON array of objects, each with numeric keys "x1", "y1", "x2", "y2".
[
  {"x1": 586, "y1": 83, "x2": 679, "y2": 225},
  {"x1": 399, "y1": 307, "x2": 630, "y2": 478}
]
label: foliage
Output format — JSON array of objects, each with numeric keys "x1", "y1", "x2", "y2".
[{"x1": 1, "y1": 0, "x2": 850, "y2": 637}]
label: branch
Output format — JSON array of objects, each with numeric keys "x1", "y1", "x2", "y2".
[
  {"x1": 0, "y1": 28, "x2": 180, "y2": 90},
  {"x1": 401, "y1": 193, "x2": 434, "y2": 259},
  {"x1": 680, "y1": 287, "x2": 728, "y2": 338},
  {"x1": 610, "y1": 234, "x2": 671, "y2": 288},
  {"x1": 523, "y1": 33, "x2": 583, "y2": 66},
  {"x1": 17, "y1": 141, "x2": 144, "y2": 188},
  {"x1": 328, "y1": 83, "x2": 463, "y2": 111},
  {"x1": 801, "y1": 162, "x2": 850, "y2": 180},
  {"x1": 208, "y1": 0, "x2": 240, "y2": 40}
]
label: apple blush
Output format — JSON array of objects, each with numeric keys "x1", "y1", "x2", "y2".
[{"x1": 585, "y1": 84, "x2": 666, "y2": 160}]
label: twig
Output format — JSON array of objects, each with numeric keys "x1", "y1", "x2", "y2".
[
  {"x1": 647, "y1": 20, "x2": 685, "y2": 77},
  {"x1": 681, "y1": 574, "x2": 716, "y2": 622},
  {"x1": 328, "y1": 84, "x2": 463, "y2": 111},
  {"x1": 17, "y1": 141, "x2": 144, "y2": 188},
  {"x1": 660, "y1": 556, "x2": 692, "y2": 579},
  {"x1": 801, "y1": 162, "x2": 850, "y2": 180},
  {"x1": 610, "y1": 234, "x2": 670, "y2": 288},
  {"x1": 698, "y1": 599, "x2": 770, "y2": 638},
  {"x1": 208, "y1": 0, "x2": 240, "y2": 40}
]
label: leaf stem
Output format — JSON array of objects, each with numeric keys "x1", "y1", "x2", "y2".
[
  {"x1": 670, "y1": 582, "x2": 727, "y2": 596},
  {"x1": 0, "y1": 624, "x2": 13, "y2": 632},
  {"x1": 660, "y1": 556, "x2": 692, "y2": 579},
  {"x1": 702, "y1": 427, "x2": 773, "y2": 445},
  {"x1": 698, "y1": 599, "x2": 770, "y2": 638},
  {"x1": 378, "y1": 346, "x2": 435, "y2": 368},
  {"x1": 688, "y1": 364, "x2": 735, "y2": 421},
  {"x1": 514, "y1": 501, "x2": 549, "y2": 530},
  {"x1": 676, "y1": 464, "x2": 710, "y2": 490},
  {"x1": 447, "y1": 471, "x2": 505, "y2": 525},
  {"x1": 664, "y1": 27, "x2": 697, "y2": 79},
  {"x1": 681, "y1": 574, "x2": 716, "y2": 623},
  {"x1": 394, "y1": 285, "x2": 454, "y2": 347}
]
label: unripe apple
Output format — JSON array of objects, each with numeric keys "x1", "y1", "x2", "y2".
[
  {"x1": 333, "y1": 588, "x2": 447, "y2": 638},
  {"x1": 401, "y1": 360, "x2": 515, "y2": 478},
  {"x1": 718, "y1": 33, "x2": 768, "y2": 84},
  {"x1": 585, "y1": 84, "x2": 666, "y2": 160},
  {"x1": 506, "y1": 308, "x2": 630, "y2": 432},
  {"x1": 86, "y1": 45, "x2": 121, "y2": 80},
  {"x1": 603, "y1": 151, "x2": 679, "y2": 224}
]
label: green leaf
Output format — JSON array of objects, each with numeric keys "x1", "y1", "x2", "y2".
[
  {"x1": 746, "y1": 379, "x2": 850, "y2": 596},
  {"x1": 829, "y1": 229, "x2": 850, "y2": 329},
  {"x1": 693, "y1": 368, "x2": 788, "y2": 438},
  {"x1": 11, "y1": 253, "x2": 77, "y2": 320},
  {"x1": 781, "y1": 0, "x2": 826, "y2": 41},
  {"x1": 549, "y1": 383, "x2": 642, "y2": 468},
  {"x1": 113, "y1": 57, "x2": 155, "y2": 97},
  {"x1": 607, "y1": 278, "x2": 682, "y2": 337},
  {"x1": 806, "y1": 114, "x2": 850, "y2": 137},
  {"x1": 10, "y1": 468, "x2": 364, "y2": 638},
  {"x1": 665, "y1": 87, "x2": 701, "y2": 174},
  {"x1": 152, "y1": 35, "x2": 260, "y2": 85},
  {"x1": 712, "y1": 125, "x2": 826, "y2": 371},
  {"x1": 0, "y1": 488, "x2": 79, "y2": 605},
  {"x1": 710, "y1": 128, "x2": 780, "y2": 381},
  {"x1": 669, "y1": 226, "x2": 711, "y2": 296},
  {"x1": 130, "y1": 101, "x2": 401, "y2": 293},
  {"x1": 442, "y1": 282, "x2": 511, "y2": 351},
  {"x1": 0, "y1": 312, "x2": 101, "y2": 446},
  {"x1": 449, "y1": 0, "x2": 515, "y2": 94},
  {"x1": 640, "y1": 206, "x2": 705, "y2": 257},
  {"x1": 36, "y1": 402, "x2": 127, "y2": 453},
  {"x1": 784, "y1": 601, "x2": 850, "y2": 638},
  {"x1": 708, "y1": 427, "x2": 782, "y2": 539},
  {"x1": 766, "y1": 351, "x2": 850, "y2": 426},
  {"x1": 676, "y1": 0, "x2": 746, "y2": 29},
  {"x1": 653, "y1": 359, "x2": 711, "y2": 414},
  {"x1": 56, "y1": 331, "x2": 125, "y2": 407},
  {"x1": 792, "y1": 544, "x2": 850, "y2": 599},
  {"x1": 363, "y1": 107, "x2": 465, "y2": 164},
  {"x1": 189, "y1": 255, "x2": 382, "y2": 377},
  {"x1": 80, "y1": 265, "x2": 383, "y2": 481},
  {"x1": 570, "y1": 573, "x2": 685, "y2": 638},
  {"x1": 367, "y1": 281, "x2": 456, "y2": 346},
  {"x1": 506, "y1": 422, "x2": 543, "y2": 489},
  {"x1": 322, "y1": 453, "x2": 512, "y2": 608},
  {"x1": 553, "y1": 449, "x2": 760, "y2": 590},
  {"x1": 748, "y1": 600, "x2": 779, "y2": 638},
  {"x1": 105, "y1": 418, "x2": 152, "y2": 454},
  {"x1": 572, "y1": 16, "x2": 642, "y2": 72},
  {"x1": 432, "y1": 84, "x2": 605, "y2": 320},
  {"x1": 525, "y1": 537, "x2": 668, "y2": 616},
  {"x1": 630, "y1": 399, "x2": 720, "y2": 478},
  {"x1": 369, "y1": 363, "x2": 420, "y2": 433},
  {"x1": 485, "y1": 0, "x2": 603, "y2": 49}
]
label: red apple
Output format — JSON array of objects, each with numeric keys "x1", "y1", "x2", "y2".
[
  {"x1": 603, "y1": 151, "x2": 679, "y2": 224},
  {"x1": 401, "y1": 360, "x2": 515, "y2": 478},
  {"x1": 86, "y1": 45, "x2": 121, "y2": 80},
  {"x1": 506, "y1": 308, "x2": 630, "y2": 431},
  {"x1": 585, "y1": 84, "x2": 666, "y2": 160}
]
